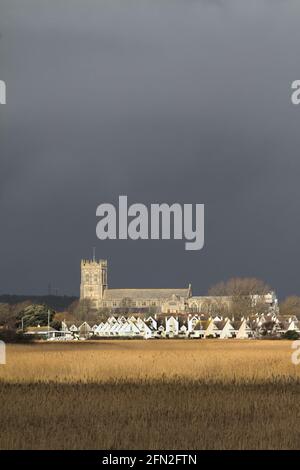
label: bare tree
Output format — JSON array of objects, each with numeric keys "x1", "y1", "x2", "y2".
[
  {"x1": 69, "y1": 299, "x2": 95, "y2": 322},
  {"x1": 280, "y1": 296, "x2": 300, "y2": 319},
  {"x1": 119, "y1": 297, "x2": 134, "y2": 314},
  {"x1": 96, "y1": 308, "x2": 113, "y2": 323},
  {"x1": 208, "y1": 277, "x2": 270, "y2": 296},
  {"x1": 208, "y1": 277, "x2": 272, "y2": 320},
  {"x1": 193, "y1": 298, "x2": 230, "y2": 317},
  {"x1": 0, "y1": 301, "x2": 33, "y2": 330},
  {"x1": 0, "y1": 303, "x2": 12, "y2": 327}
]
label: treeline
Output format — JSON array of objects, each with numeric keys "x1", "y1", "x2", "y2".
[
  {"x1": 0, "y1": 303, "x2": 57, "y2": 343},
  {"x1": 0, "y1": 294, "x2": 77, "y2": 311}
]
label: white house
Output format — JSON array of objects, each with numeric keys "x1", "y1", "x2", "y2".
[
  {"x1": 165, "y1": 316, "x2": 179, "y2": 337},
  {"x1": 69, "y1": 324, "x2": 79, "y2": 333},
  {"x1": 234, "y1": 319, "x2": 253, "y2": 339},
  {"x1": 215, "y1": 318, "x2": 235, "y2": 339},
  {"x1": 204, "y1": 318, "x2": 220, "y2": 338}
]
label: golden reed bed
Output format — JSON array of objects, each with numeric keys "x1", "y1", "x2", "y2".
[{"x1": 0, "y1": 340, "x2": 300, "y2": 449}]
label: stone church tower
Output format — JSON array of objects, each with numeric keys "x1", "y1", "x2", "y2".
[{"x1": 80, "y1": 259, "x2": 107, "y2": 308}]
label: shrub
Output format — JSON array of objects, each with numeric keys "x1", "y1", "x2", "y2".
[
  {"x1": 282, "y1": 330, "x2": 300, "y2": 340},
  {"x1": 0, "y1": 329, "x2": 34, "y2": 343}
]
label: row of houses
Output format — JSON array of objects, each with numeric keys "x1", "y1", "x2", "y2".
[
  {"x1": 25, "y1": 312, "x2": 300, "y2": 340},
  {"x1": 79, "y1": 315, "x2": 252, "y2": 339}
]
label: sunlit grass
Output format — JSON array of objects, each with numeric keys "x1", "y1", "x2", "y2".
[{"x1": 0, "y1": 340, "x2": 299, "y2": 449}]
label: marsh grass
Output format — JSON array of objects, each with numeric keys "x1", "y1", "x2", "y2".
[{"x1": 0, "y1": 340, "x2": 299, "y2": 449}]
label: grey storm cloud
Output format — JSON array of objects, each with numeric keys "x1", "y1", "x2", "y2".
[{"x1": 0, "y1": 0, "x2": 299, "y2": 297}]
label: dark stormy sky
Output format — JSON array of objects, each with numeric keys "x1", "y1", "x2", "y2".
[{"x1": 0, "y1": 1, "x2": 300, "y2": 298}]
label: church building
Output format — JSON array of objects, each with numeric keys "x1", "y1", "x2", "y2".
[
  {"x1": 80, "y1": 258, "x2": 192, "y2": 312},
  {"x1": 80, "y1": 258, "x2": 278, "y2": 315}
]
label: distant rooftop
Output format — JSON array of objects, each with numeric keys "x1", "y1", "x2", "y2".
[{"x1": 103, "y1": 288, "x2": 189, "y2": 301}]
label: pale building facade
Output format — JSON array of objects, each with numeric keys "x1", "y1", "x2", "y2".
[
  {"x1": 80, "y1": 258, "x2": 278, "y2": 315},
  {"x1": 80, "y1": 258, "x2": 191, "y2": 311}
]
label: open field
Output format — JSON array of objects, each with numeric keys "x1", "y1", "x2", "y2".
[{"x1": 0, "y1": 340, "x2": 300, "y2": 449}]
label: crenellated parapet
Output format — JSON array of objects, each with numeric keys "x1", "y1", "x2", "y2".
[
  {"x1": 81, "y1": 259, "x2": 107, "y2": 266},
  {"x1": 80, "y1": 258, "x2": 108, "y2": 306}
]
